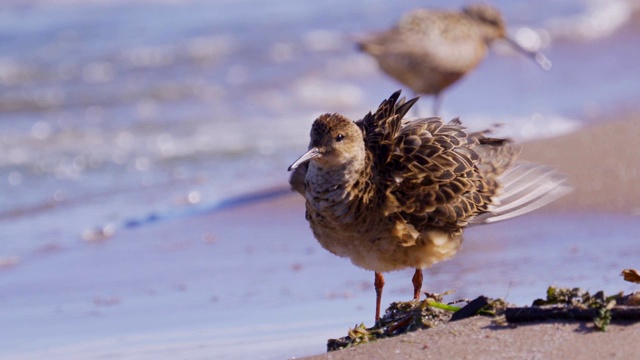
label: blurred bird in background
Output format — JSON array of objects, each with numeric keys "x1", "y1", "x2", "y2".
[{"x1": 358, "y1": 4, "x2": 552, "y2": 115}]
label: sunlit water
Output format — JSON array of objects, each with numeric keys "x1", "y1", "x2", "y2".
[{"x1": 1, "y1": 0, "x2": 639, "y2": 359}]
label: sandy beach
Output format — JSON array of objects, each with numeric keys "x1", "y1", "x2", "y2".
[
  {"x1": 301, "y1": 114, "x2": 640, "y2": 359},
  {"x1": 304, "y1": 317, "x2": 640, "y2": 359},
  {"x1": 521, "y1": 112, "x2": 640, "y2": 214}
]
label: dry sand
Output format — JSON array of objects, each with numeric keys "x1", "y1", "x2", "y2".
[
  {"x1": 303, "y1": 114, "x2": 640, "y2": 359},
  {"x1": 304, "y1": 317, "x2": 640, "y2": 359},
  {"x1": 521, "y1": 113, "x2": 640, "y2": 214}
]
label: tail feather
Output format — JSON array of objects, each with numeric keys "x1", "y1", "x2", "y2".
[{"x1": 471, "y1": 163, "x2": 572, "y2": 225}]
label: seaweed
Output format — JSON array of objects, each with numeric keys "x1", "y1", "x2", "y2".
[
  {"x1": 327, "y1": 297, "x2": 454, "y2": 351},
  {"x1": 533, "y1": 287, "x2": 620, "y2": 331},
  {"x1": 327, "y1": 272, "x2": 640, "y2": 352},
  {"x1": 327, "y1": 293, "x2": 503, "y2": 351},
  {"x1": 621, "y1": 269, "x2": 640, "y2": 284},
  {"x1": 508, "y1": 286, "x2": 638, "y2": 331}
]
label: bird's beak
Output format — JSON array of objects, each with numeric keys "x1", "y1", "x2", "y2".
[
  {"x1": 288, "y1": 147, "x2": 321, "y2": 171},
  {"x1": 504, "y1": 36, "x2": 552, "y2": 71}
]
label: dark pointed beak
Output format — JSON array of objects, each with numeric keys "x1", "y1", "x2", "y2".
[
  {"x1": 504, "y1": 36, "x2": 552, "y2": 71},
  {"x1": 288, "y1": 147, "x2": 321, "y2": 171}
]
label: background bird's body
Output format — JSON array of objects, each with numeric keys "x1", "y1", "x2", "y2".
[
  {"x1": 358, "y1": 5, "x2": 548, "y2": 114},
  {"x1": 289, "y1": 91, "x2": 569, "y2": 321},
  {"x1": 360, "y1": 8, "x2": 493, "y2": 97}
]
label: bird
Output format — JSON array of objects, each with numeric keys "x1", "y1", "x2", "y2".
[
  {"x1": 288, "y1": 90, "x2": 570, "y2": 323},
  {"x1": 357, "y1": 4, "x2": 552, "y2": 115}
]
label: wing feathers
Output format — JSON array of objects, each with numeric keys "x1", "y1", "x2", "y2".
[
  {"x1": 354, "y1": 91, "x2": 568, "y2": 231},
  {"x1": 470, "y1": 163, "x2": 572, "y2": 224}
]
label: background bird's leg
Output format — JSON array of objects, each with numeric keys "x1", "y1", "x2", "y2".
[
  {"x1": 410, "y1": 91, "x2": 420, "y2": 117},
  {"x1": 432, "y1": 93, "x2": 442, "y2": 116},
  {"x1": 374, "y1": 271, "x2": 385, "y2": 322},
  {"x1": 412, "y1": 268, "x2": 423, "y2": 300}
]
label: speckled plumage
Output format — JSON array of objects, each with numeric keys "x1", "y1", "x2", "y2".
[
  {"x1": 288, "y1": 91, "x2": 570, "y2": 321},
  {"x1": 358, "y1": 4, "x2": 550, "y2": 114}
]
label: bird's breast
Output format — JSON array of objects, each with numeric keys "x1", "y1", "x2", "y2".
[{"x1": 305, "y1": 184, "x2": 357, "y2": 224}]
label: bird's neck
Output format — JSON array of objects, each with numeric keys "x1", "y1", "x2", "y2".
[
  {"x1": 475, "y1": 23, "x2": 503, "y2": 43},
  {"x1": 306, "y1": 156, "x2": 370, "y2": 204}
]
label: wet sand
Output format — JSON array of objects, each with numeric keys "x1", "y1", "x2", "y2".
[{"x1": 301, "y1": 114, "x2": 640, "y2": 359}]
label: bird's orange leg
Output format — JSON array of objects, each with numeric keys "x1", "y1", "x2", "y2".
[
  {"x1": 374, "y1": 272, "x2": 385, "y2": 322},
  {"x1": 412, "y1": 268, "x2": 423, "y2": 300}
]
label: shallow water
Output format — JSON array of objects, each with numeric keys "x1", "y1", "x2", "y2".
[{"x1": 1, "y1": 0, "x2": 639, "y2": 359}]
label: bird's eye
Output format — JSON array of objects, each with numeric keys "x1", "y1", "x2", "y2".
[{"x1": 335, "y1": 134, "x2": 345, "y2": 142}]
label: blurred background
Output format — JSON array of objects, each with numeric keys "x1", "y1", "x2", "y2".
[{"x1": 1, "y1": 0, "x2": 639, "y2": 359}]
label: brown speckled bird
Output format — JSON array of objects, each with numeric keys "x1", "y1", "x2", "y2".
[
  {"x1": 358, "y1": 4, "x2": 551, "y2": 115},
  {"x1": 288, "y1": 91, "x2": 570, "y2": 322}
]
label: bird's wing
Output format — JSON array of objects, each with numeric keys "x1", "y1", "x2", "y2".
[
  {"x1": 355, "y1": 91, "x2": 495, "y2": 230},
  {"x1": 355, "y1": 90, "x2": 419, "y2": 173},
  {"x1": 288, "y1": 161, "x2": 308, "y2": 195},
  {"x1": 356, "y1": 90, "x2": 569, "y2": 234},
  {"x1": 384, "y1": 117, "x2": 512, "y2": 231},
  {"x1": 469, "y1": 162, "x2": 572, "y2": 224}
]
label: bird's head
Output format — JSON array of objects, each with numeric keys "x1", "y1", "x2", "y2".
[
  {"x1": 288, "y1": 113, "x2": 365, "y2": 171},
  {"x1": 463, "y1": 4, "x2": 506, "y2": 40},
  {"x1": 464, "y1": 4, "x2": 552, "y2": 70}
]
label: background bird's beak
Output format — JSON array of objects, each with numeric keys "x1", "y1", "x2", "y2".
[
  {"x1": 288, "y1": 147, "x2": 321, "y2": 171},
  {"x1": 504, "y1": 36, "x2": 552, "y2": 71}
]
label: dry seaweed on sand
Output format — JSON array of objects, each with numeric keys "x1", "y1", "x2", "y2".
[
  {"x1": 621, "y1": 269, "x2": 640, "y2": 284},
  {"x1": 327, "y1": 299, "x2": 451, "y2": 351},
  {"x1": 506, "y1": 286, "x2": 640, "y2": 331},
  {"x1": 327, "y1": 294, "x2": 508, "y2": 351},
  {"x1": 326, "y1": 286, "x2": 640, "y2": 352}
]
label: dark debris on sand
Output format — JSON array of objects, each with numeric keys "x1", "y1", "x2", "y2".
[
  {"x1": 507, "y1": 286, "x2": 640, "y2": 331},
  {"x1": 327, "y1": 293, "x2": 508, "y2": 351},
  {"x1": 327, "y1": 286, "x2": 640, "y2": 352}
]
